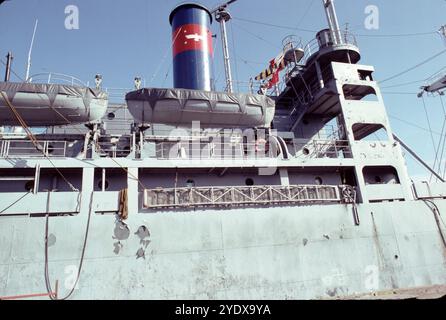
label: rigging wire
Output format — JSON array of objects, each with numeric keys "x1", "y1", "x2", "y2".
[
  {"x1": 388, "y1": 114, "x2": 442, "y2": 136},
  {"x1": 0, "y1": 60, "x2": 147, "y2": 190},
  {"x1": 232, "y1": 16, "x2": 438, "y2": 38},
  {"x1": 231, "y1": 21, "x2": 282, "y2": 49},
  {"x1": 0, "y1": 191, "x2": 31, "y2": 214},
  {"x1": 381, "y1": 79, "x2": 427, "y2": 89},
  {"x1": 0, "y1": 91, "x2": 79, "y2": 192},
  {"x1": 148, "y1": 26, "x2": 183, "y2": 86},
  {"x1": 0, "y1": 59, "x2": 26, "y2": 82},
  {"x1": 295, "y1": 0, "x2": 317, "y2": 30},
  {"x1": 421, "y1": 95, "x2": 438, "y2": 157},
  {"x1": 379, "y1": 49, "x2": 446, "y2": 84}
]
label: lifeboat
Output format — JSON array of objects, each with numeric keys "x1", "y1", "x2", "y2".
[
  {"x1": 0, "y1": 81, "x2": 108, "y2": 127},
  {"x1": 125, "y1": 87, "x2": 275, "y2": 128}
]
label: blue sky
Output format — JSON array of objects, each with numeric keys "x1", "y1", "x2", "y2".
[{"x1": 0, "y1": 0, "x2": 445, "y2": 180}]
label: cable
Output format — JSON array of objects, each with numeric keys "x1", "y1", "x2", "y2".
[
  {"x1": 0, "y1": 91, "x2": 79, "y2": 191},
  {"x1": 232, "y1": 16, "x2": 317, "y2": 33},
  {"x1": 422, "y1": 200, "x2": 446, "y2": 249},
  {"x1": 388, "y1": 114, "x2": 442, "y2": 136},
  {"x1": 295, "y1": 0, "x2": 317, "y2": 30},
  {"x1": 379, "y1": 49, "x2": 446, "y2": 84},
  {"x1": 0, "y1": 59, "x2": 26, "y2": 82},
  {"x1": 232, "y1": 16, "x2": 437, "y2": 39},
  {"x1": 232, "y1": 21, "x2": 281, "y2": 49},
  {"x1": 421, "y1": 96, "x2": 438, "y2": 157},
  {"x1": 0, "y1": 191, "x2": 31, "y2": 214},
  {"x1": 381, "y1": 79, "x2": 427, "y2": 89},
  {"x1": 148, "y1": 26, "x2": 183, "y2": 86},
  {"x1": 381, "y1": 91, "x2": 419, "y2": 95},
  {"x1": 354, "y1": 31, "x2": 437, "y2": 38},
  {"x1": 44, "y1": 191, "x2": 94, "y2": 300}
]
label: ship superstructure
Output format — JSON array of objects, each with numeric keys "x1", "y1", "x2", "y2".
[{"x1": 0, "y1": 0, "x2": 445, "y2": 300}]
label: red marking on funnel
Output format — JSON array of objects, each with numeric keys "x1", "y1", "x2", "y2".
[{"x1": 172, "y1": 24, "x2": 213, "y2": 57}]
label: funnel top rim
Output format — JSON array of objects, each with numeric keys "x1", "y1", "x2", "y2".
[{"x1": 169, "y1": 2, "x2": 213, "y2": 25}]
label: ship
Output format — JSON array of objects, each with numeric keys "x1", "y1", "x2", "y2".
[{"x1": 0, "y1": 0, "x2": 446, "y2": 300}]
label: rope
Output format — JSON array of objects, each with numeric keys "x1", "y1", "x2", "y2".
[
  {"x1": 0, "y1": 191, "x2": 31, "y2": 214},
  {"x1": 0, "y1": 91, "x2": 78, "y2": 192},
  {"x1": 118, "y1": 188, "x2": 128, "y2": 220},
  {"x1": 0, "y1": 82, "x2": 147, "y2": 190},
  {"x1": 44, "y1": 191, "x2": 94, "y2": 300}
]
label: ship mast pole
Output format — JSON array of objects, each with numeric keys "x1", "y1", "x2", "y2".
[
  {"x1": 212, "y1": 0, "x2": 238, "y2": 93},
  {"x1": 215, "y1": 9, "x2": 234, "y2": 93},
  {"x1": 4, "y1": 52, "x2": 13, "y2": 82},
  {"x1": 440, "y1": 25, "x2": 446, "y2": 46},
  {"x1": 322, "y1": 0, "x2": 343, "y2": 44},
  {"x1": 25, "y1": 19, "x2": 38, "y2": 81}
]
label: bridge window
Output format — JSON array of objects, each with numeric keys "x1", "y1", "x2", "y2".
[
  {"x1": 343, "y1": 84, "x2": 378, "y2": 101},
  {"x1": 363, "y1": 166, "x2": 400, "y2": 185},
  {"x1": 352, "y1": 123, "x2": 388, "y2": 141}
]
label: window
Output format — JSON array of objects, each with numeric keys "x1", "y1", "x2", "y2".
[
  {"x1": 352, "y1": 123, "x2": 388, "y2": 141},
  {"x1": 363, "y1": 166, "x2": 400, "y2": 185},
  {"x1": 343, "y1": 84, "x2": 378, "y2": 101}
]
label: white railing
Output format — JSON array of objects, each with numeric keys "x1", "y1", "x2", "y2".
[
  {"x1": 0, "y1": 140, "x2": 68, "y2": 158},
  {"x1": 26, "y1": 72, "x2": 88, "y2": 87},
  {"x1": 294, "y1": 139, "x2": 352, "y2": 159}
]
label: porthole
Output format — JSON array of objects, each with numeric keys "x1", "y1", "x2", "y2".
[
  {"x1": 245, "y1": 178, "x2": 254, "y2": 186},
  {"x1": 107, "y1": 113, "x2": 116, "y2": 120},
  {"x1": 98, "y1": 180, "x2": 109, "y2": 190},
  {"x1": 302, "y1": 148, "x2": 310, "y2": 156},
  {"x1": 25, "y1": 180, "x2": 34, "y2": 192}
]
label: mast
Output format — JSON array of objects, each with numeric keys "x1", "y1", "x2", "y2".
[
  {"x1": 4, "y1": 52, "x2": 13, "y2": 82},
  {"x1": 25, "y1": 19, "x2": 38, "y2": 81},
  {"x1": 322, "y1": 0, "x2": 343, "y2": 44},
  {"x1": 440, "y1": 25, "x2": 446, "y2": 46},
  {"x1": 212, "y1": 0, "x2": 238, "y2": 93}
]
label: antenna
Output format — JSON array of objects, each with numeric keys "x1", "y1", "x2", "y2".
[
  {"x1": 440, "y1": 25, "x2": 446, "y2": 46},
  {"x1": 322, "y1": 0, "x2": 343, "y2": 44},
  {"x1": 212, "y1": 0, "x2": 238, "y2": 93},
  {"x1": 25, "y1": 19, "x2": 38, "y2": 81}
]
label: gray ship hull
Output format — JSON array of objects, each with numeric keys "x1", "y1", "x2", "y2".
[{"x1": 1, "y1": 199, "x2": 445, "y2": 299}]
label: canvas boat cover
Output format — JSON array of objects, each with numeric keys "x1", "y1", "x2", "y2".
[
  {"x1": 0, "y1": 81, "x2": 108, "y2": 108},
  {"x1": 125, "y1": 87, "x2": 276, "y2": 127}
]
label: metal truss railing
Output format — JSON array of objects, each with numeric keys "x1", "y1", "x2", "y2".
[{"x1": 143, "y1": 184, "x2": 355, "y2": 209}]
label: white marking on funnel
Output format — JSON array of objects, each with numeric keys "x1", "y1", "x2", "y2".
[{"x1": 185, "y1": 33, "x2": 205, "y2": 42}]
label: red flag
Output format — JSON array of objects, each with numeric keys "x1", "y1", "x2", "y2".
[{"x1": 267, "y1": 59, "x2": 284, "y2": 89}]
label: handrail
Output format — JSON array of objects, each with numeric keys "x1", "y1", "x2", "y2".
[{"x1": 26, "y1": 72, "x2": 87, "y2": 87}]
